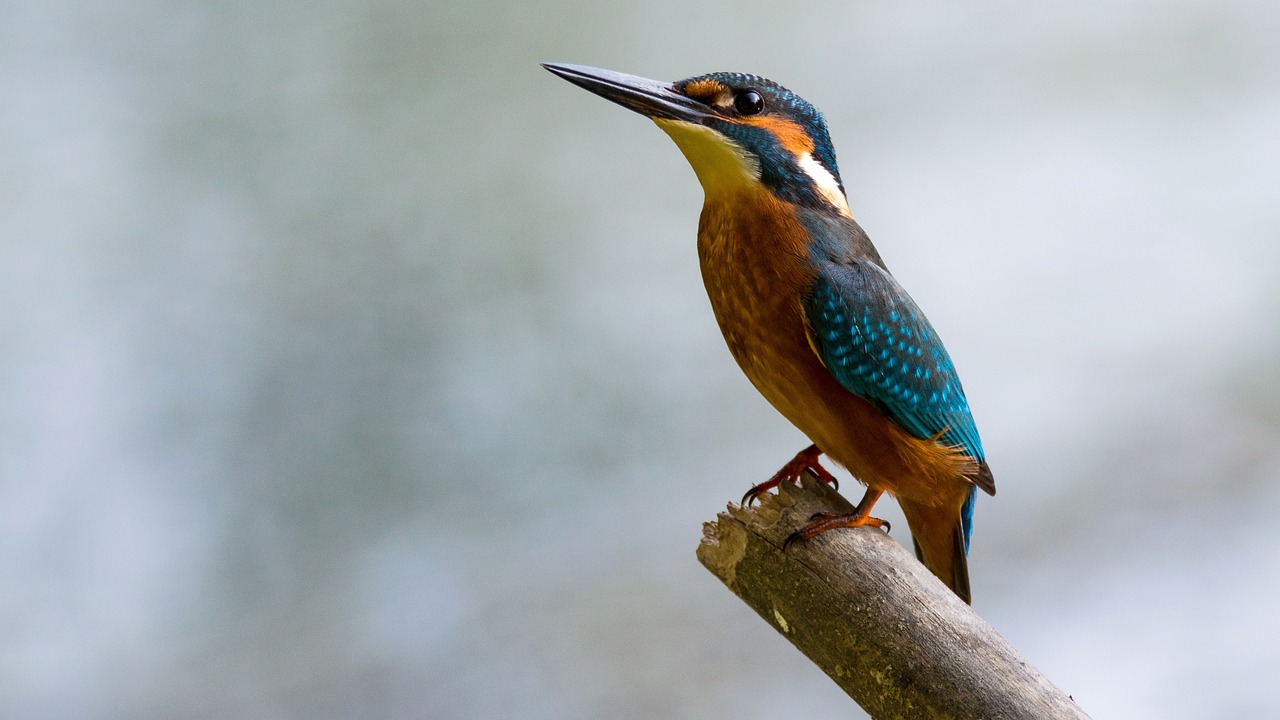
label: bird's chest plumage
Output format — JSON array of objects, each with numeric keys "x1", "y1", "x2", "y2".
[{"x1": 696, "y1": 194, "x2": 832, "y2": 426}]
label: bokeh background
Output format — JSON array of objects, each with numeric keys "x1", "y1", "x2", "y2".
[{"x1": 4, "y1": 0, "x2": 1280, "y2": 717}]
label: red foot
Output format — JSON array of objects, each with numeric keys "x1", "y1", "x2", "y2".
[
  {"x1": 783, "y1": 488, "x2": 890, "y2": 550},
  {"x1": 741, "y1": 444, "x2": 839, "y2": 507}
]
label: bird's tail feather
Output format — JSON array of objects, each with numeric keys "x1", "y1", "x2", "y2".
[{"x1": 901, "y1": 499, "x2": 971, "y2": 605}]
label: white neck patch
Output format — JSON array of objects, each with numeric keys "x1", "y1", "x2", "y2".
[{"x1": 797, "y1": 152, "x2": 852, "y2": 218}]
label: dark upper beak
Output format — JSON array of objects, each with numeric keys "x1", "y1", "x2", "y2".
[{"x1": 541, "y1": 63, "x2": 715, "y2": 124}]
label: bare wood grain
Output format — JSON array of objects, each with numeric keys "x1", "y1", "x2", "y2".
[{"x1": 696, "y1": 474, "x2": 1089, "y2": 720}]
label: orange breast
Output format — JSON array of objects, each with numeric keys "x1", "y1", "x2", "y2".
[{"x1": 696, "y1": 190, "x2": 973, "y2": 508}]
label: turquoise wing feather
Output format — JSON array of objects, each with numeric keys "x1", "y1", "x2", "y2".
[{"x1": 801, "y1": 260, "x2": 992, "y2": 546}]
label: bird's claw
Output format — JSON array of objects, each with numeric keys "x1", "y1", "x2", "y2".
[
  {"x1": 742, "y1": 444, "x2": 838, "y2": 507},
  {"x1": 782, "y1": 510, "x2": 890, "y2": 551}
]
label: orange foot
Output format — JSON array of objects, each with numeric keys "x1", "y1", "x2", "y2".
[
  {"x1": 783, "y1": 487, "x2": 890, "y2": 550},
  {"x1": 742, "y1": 444, "x2": 839, "y2": 507}
]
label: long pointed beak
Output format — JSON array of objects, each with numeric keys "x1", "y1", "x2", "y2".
[{"x1": 541, "y1": 63, "x2": 715, "y2": 124}]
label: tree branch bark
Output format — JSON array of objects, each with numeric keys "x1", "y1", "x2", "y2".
[{"x1": 696, "y1": 474, "x2": 1089, "y2": 720}]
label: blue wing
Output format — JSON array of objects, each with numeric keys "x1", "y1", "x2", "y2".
[{"x1": 802, "y1": 260, "x2": 993, "y2": 547}]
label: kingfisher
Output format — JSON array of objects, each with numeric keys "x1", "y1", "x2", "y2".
[{"x1": 542, "y1": 63, "x2": 996, "y2": 603}]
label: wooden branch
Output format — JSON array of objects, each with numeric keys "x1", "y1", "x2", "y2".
[{"x1": 697, "y1": 474, "x2": 1090, "y2": 720}]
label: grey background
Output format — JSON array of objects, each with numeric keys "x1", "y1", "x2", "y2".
[{"x1": 3, "y1": 0, "x2": 1279, "y2": 717}]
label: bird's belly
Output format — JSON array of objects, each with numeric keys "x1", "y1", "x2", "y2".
[{"x1": 711, "y1": 288, "x2": 968, "y2": 504}]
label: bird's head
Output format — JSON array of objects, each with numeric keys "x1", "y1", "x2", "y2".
[{"x1": 543, "y1": 63, "x2": 850, "y2": 218}]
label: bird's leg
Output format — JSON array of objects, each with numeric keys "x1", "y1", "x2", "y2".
[
  {"x1": 783, "y1": 487, "x2": 889, "y2": 550},
  {"x1": 741, "y1": 443, "x2": 839, "y2": 507}
]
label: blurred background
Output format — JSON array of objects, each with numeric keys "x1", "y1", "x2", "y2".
[{"x1": 3, "y1": 0, "x2": 1279, "y2": 717}]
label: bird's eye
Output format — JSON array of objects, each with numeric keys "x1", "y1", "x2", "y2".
[{"x1": 734, "y1": 90, "x2": 764, "y2": 115}]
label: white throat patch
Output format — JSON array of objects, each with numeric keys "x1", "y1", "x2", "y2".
[{"x1": 653, "y1": 119, "x2": 760, "y2": 197}]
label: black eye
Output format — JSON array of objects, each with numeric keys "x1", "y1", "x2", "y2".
[{"x1": 734, "y1": 90, "x2": 764, "y2": 115}]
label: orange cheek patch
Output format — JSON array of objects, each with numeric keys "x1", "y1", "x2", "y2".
[{"x1": 743, "y1": 116, "x2": 814, "y2": 157}]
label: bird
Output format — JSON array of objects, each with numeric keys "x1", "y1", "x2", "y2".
[{"x1": 542, "y1": 62, "x2": 995, "y2": 604}]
